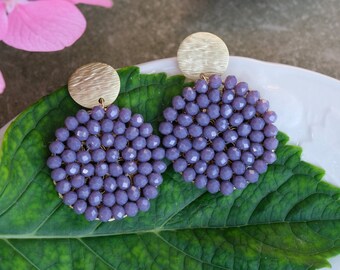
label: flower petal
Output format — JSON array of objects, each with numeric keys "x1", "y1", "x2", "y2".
[
  {"x1": 0, "y1": 3, "x2": 8, "y2": 40},
  {"x1": 70, "y1": 0, "x2": 113, "y2": 8},
  {"x1": 0, "y1": 70, "x2": 5, "y2": 94},
  {"x1": 3, "y1": 0, "x2": 86, "y2": 52}
]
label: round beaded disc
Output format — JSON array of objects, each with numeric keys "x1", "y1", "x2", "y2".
[
  {"x1": 159, "y1": 74, "x2": 278, "y2": 196},
  {"x1": 177, "y1": 32, "x2": 230, "y2": 80},
  {"x1": 68, "y1": 63, "x2": 120, "y2": 108},
  {"x1": 48, "y1": 105, "x2": 166, "y2": 222}
]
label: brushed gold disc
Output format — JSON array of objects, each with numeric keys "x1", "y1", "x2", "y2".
[
  {"x1": 177, "y1": 32, "x2": 229, "y2": 80},
  {"x1": 68, "y1": 63, "x2": 120, "y2": 108}
]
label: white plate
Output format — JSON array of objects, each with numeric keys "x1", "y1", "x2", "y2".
[
  {"x1": 1, "y1": 56, "x2": 339, "y2": 269},
  {"x1": 138, "y1": 57, "x2": 340, "y2": 187}
]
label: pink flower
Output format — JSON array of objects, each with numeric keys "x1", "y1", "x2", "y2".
[
  {"x1": 0, "y1": 0, "x2": 113, "y2": 93},
  {"x1": 0, "y1": 70, "x2": 5, "y2": 94}
]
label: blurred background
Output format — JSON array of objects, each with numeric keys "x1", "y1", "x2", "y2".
[{"x1": 0, "y1": 0, "x2": 339, "y2": 127}]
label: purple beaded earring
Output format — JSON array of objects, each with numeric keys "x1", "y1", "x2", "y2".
[
  {"x1": 47, "y1": 63, "x2": 166, "y2": 222},
  {"x1": 159, "y1": 32, "x2": 278, "y2": 195}
]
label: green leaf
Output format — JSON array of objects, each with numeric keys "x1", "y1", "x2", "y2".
[{"x1": 0, "y1": 66, "x2": 339, "y2": 270}]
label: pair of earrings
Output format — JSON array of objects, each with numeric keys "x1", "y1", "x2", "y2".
[{"x1": 47, "y1": 32, "x2": 278, "y2": 222}]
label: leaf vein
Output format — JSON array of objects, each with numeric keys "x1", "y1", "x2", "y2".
[
  {"x1": 155, "y1": 232, "x2": 230, "y2": 270},
  {"x1": 3, "y1": 239, "x2": 40, "y2": 270},
  {"x1": 77, "y1": 238, "x2": 117, "y2": 270}
]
